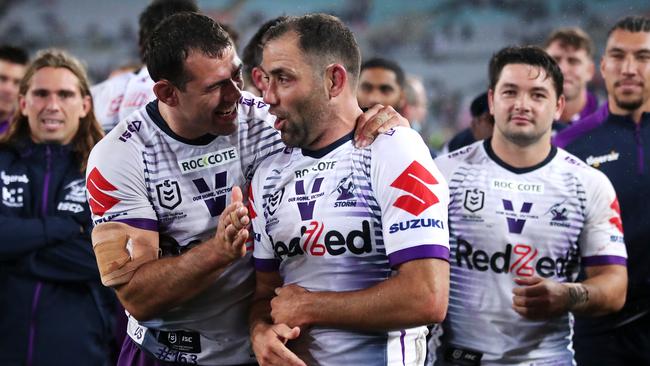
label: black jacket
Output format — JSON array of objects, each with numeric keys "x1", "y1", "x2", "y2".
[{"x1": 0, "y1": 139, "x2": 115, "y2": 366}]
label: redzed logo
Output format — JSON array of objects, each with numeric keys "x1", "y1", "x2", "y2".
[
  {"x1": 390, "y1": 161, "x2": 439, "y2": 216},
  {"x1": 609, "y1": 198, "x2": 623, "y2": 234},
  {"x1": 87, "y1": 168, "x2": 120, "y2": 216}
]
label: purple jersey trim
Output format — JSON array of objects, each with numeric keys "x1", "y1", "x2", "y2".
[
  {"x1": 115, "y1": 218, "x2": 159, "y2": 231},
  {"x1": 582, "y1": 255, "x2": 627, "y2": 266},
  {"x1": 388, "y1": 244, "x2": 449, "y2": 268},
  {"x1": 253, "y1": 257, "x2": 281, "y2": 272}
]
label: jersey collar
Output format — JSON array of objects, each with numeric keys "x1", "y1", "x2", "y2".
[
  {"x1": 146, "y1": 100, "x2": 218, "y2": 146},
  {"x1": 301, "y1": 131, "x2": 354, "y2": 158},
  {"x1": 483, "y1": 138, "x2": 557, "y2": 174}
]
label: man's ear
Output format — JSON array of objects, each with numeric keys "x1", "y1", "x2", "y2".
[
  {"x1": 153, "y1": 80, "x2": 179, "y2": 107},
  {"x1": 251, "y1": 67, "x2": 267, "y2": 94},
  {"x1": 325, "y1": 64, "x2": 348, "y2": 99}
]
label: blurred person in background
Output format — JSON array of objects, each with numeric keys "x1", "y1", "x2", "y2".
[
  {"x1": 0, "y1": 49, "x2": 111, "y2": 366},
  {"x1": 91, "y1": 0, "x2": 199, "y2": 132},
  {"x1": 442, "y1": 91, "x2": 493, "y2": 153},
  {"x1": 403, "y1": 74, "x2": 429, "y2": 135},
  {"x1": 555, "y1": 16, "x2": 650, "y2": 365},
  {"x1": 543, "y1": 27, "x2": 599, "y2": 127},
  {"x1": 357, "y1": 57, "x2": 406, "y2": 112},
  {"x1": 241, "y1": 16, "x2": 288, "y2": 96},
  {"x1": 0, "y1": 45, "x2": 28, "y2": 136}
]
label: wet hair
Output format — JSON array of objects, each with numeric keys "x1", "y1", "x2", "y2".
[
  {"x1": 608, "y1": 16, "x2": 650, "y2": 37},
  {"x1": 0, "y1": 45, "x2": 28, "y2": 65},
  {"x1": 544, "y1": 27, "x2": 594, "y2": 57},
  {"x1": 488, "y1": 46, "x2": 564, "y2": 100},
  {"x1": 145, "y1": 12, "x2": 233, "y2": 90},
  {"x1": 0, "y1": 49, "x2": 103, "y2": 172},
  {"x1": 360, "y1": 57, "x2": 405, "y2": 88},
  {"x1": 138, "y1": 0, "x2": 199, "y2": 61},
  {"x1": 263, "y1": 13, "x2": 361, "y2": 86}
]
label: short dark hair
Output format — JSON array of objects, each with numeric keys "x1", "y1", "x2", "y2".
[
  {"x1": 608, "y1": 16, "x2": 650, "y2": 37},
  {"x1": 145, "y1": 12, "x2": 233, "y2": 90},
  {"x1": 138, "y1": 0, "x2": 199, "y2": 61},
  {"x1": 360, "y1": 57, "x2": 405, "y2": 88},
  {"x1": 488, "y1": 46, "x2": 563, "y2": 100},
  {"x1": 544, "y1": 27, "x2": 594, "y2": 57},
  {"x1": 0, "y1": 45, "x2": 28, "y2": 65},
  {"x1": 263, "y1": 13, "x2": 361, "y2": 86},
  {"x1": 470, "y1": 92, "x2": 489, "y2": 118},
  {"x1": 242, "y1": 16, "x2": 288, "y2": 79}
]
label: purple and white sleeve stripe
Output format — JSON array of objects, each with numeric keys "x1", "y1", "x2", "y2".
[{"x1": 388, "y1": 244, "x2": 449, "y2": 268}]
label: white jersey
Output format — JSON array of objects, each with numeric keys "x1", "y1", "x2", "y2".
[
  {"x1": 91, "y1": 67, "x2": 155, "y2": 132},
  {"x1": 86, "y1": 92, "x2": 283, "y2": 365},
  {"x1": 251, "y1": 127, "x2": 450, "y2": 366},
  {"x1": 432, "y1": 140, "x2": 627, "y2": 366}
]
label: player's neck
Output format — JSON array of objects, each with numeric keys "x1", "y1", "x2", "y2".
[
  {"x1": 559, "y1": 90, "x2": 586, "y2": 123},
  {"x1": 608, "y1": 95, "x2": 650, "y2": 124},
  {"x1": 304, "y1": 99, "x2": 362, "y2": 151},
  {"x1": 158, "y1": 101, "x2": 203, "y2": 140},
  {"x1": 490, "y1": 133, "x2": 552, "y2": 169}
]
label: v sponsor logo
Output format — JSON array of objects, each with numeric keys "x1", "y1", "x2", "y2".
[
  {"x1": 87, "y1": 168, "x2": 120, "y2": 216},
  {"x1": 390, "y1": 161, "x2": 439, "y2": 216},
  {"x1": 192, "y1": 171, "x2": 231, "y2": 217},
  {"x1": 501, "y1": 199, "x2": 533, "y2": 234},
  {"x1": 291, "y1": 178, "x2": 324, "y2": 221}
]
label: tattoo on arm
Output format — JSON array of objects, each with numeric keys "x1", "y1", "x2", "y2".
[{"x1": 567, "y1": 284, "x2": 589, "y2": 310}]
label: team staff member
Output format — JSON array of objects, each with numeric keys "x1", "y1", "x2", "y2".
[
  {"x1": 555, "y1": 16, "x2": 650, "y2": 365},
  {"x1": 0, "y1": 49, "x2": 111, "y2": 366},
  {"x1": 434, "y1": 46, "x2": 627, "y2": 365},
  {"x1": 87, "y1": 12, "x2": 410, "y2": 365}
]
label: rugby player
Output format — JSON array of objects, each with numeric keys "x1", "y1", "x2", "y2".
[
  {"x1": 249, "y1": 14, "x2": 450, "y2": 366},
  {"x1": 87, "y1": 12, "x2": 409, "y2": 365},
  {"x1": 433, "y1": 46, "x2": 627, "y2": 365}
]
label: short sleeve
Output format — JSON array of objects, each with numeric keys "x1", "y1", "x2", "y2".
[
  {"x1": 371, "y1": 127, "x2": 450, "y2": 268},
  {"x1": 579, "y1": 169, "x2": 627, "y2": 266},
  {"x1": 86, "y1": 130, "x2": 158, "y2": 231}
]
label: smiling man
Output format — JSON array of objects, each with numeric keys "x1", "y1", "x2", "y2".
[
  {"x1": 433, "y1": 46, "x2": 627, "y2": 365},
  {"x1": 553, "y1": 16, "x2": 650, "y2": 366}
]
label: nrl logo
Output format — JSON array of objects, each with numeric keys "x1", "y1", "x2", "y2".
[
  {"x1": 463, "y1": 188, "x2": 484, "y2": 213},
  {"x1": 156, "y1": 179, "x2": 182, "y2": 210}
]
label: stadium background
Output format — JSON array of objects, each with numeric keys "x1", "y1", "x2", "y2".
[{"x1": 1, "y1": 0, "x2": 648, "y2": 147}]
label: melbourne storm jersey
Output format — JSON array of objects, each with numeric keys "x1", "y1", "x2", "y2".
[
  {"x1": 91, "y1": 67, "x2": 155, "y2": 132},
  {"x1": 251, "y1": 127, "x2": 450, "y2": 366},
  {"x1": 86, "y1": 92, "x2": 283, "y2": 365},
  {"x1": 432, "y1": 140, "x2": 627, "y2": 366}
]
